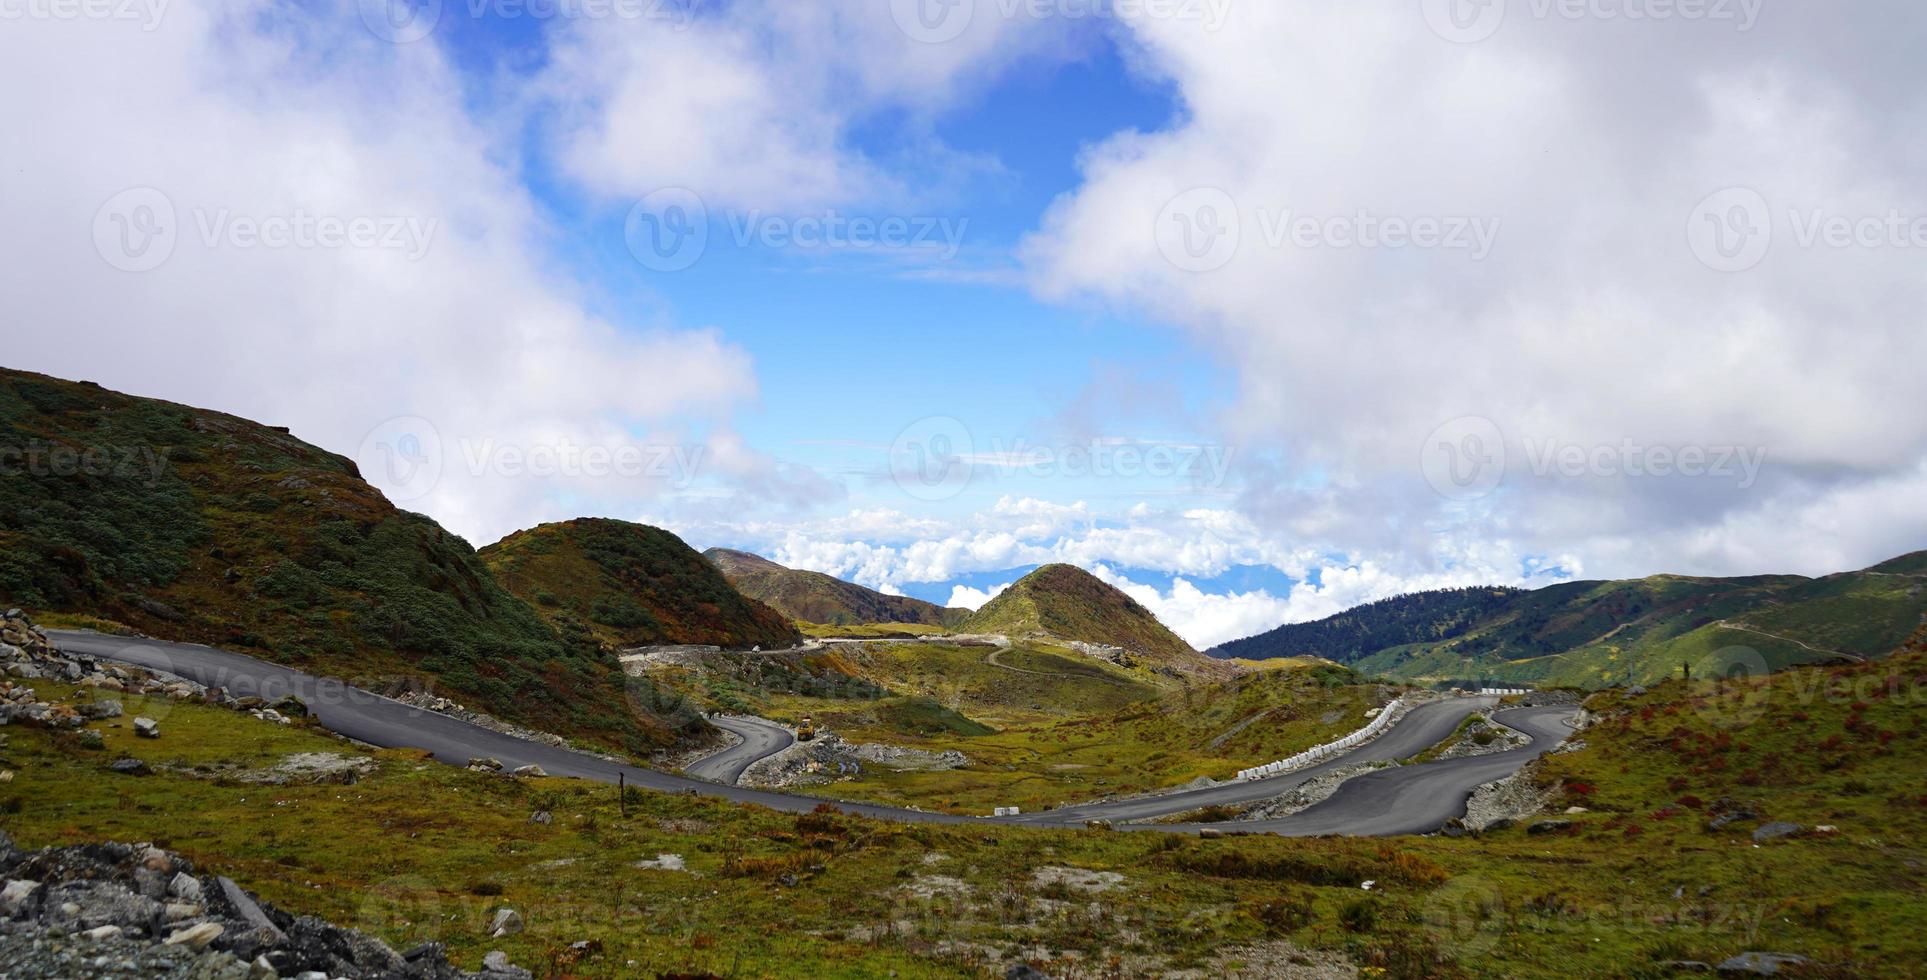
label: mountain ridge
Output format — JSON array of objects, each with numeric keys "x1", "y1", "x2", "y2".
[
  {"x1": 1214, "y1": 552, "x2": 1927, "y2": 688},
  {"x1": 962, "y1": 564, "x2": 1227, "y2": 677},
  {"x1": 483, "y1": 522, "x2": 799, "y2": 651},
  {"x1": 704, "y1": 548, "x2": 969, "y2": 628},
  {"x1": 0, "y1": 367, "x2": 679, "y2": 751}
]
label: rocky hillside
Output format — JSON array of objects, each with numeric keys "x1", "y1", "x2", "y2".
[
  {"x1": 481, "y1": 521, "x2": 798, "y2": 651},
  {"x1": 704, "y1": 548, "x2": 968, "y2": 628},
  {"x1": 962, "y1": 564, "x2": 1225, "y2": 677},
  {"x1": 0, "y1": 368, "x2": 675, "y2": 753},
  {"x1": 1216, "y1": 551, "x2": 1927, "y2": 688},
  {"x1": 0, "y1": 832, "x2": 533, "y2": 979}
]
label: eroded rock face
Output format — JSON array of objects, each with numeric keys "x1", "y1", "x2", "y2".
[{"x1": 0, "y1": 831, "x2": 530, "y2": 980}]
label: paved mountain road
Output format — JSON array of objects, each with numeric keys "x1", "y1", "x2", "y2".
[
  {"x1": 50, "y1": 630, "x2": 1573, "y2": 837},
  {"x1": 1154, "y1": 705, "x2": 1579, "y2": 837},
  {"x1": 1004, "y1": 696, "x2": 1503, "y2": 826},
  {"x1": 683, "y1": 714, "x2": 794, "y2": 785}
]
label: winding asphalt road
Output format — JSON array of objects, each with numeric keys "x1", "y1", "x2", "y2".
[
  {"x1": 49, "y1": 630, "x2": 1573, "y2": 836},
  {"x1": 1155, "y1": 705, "x2": 1579, "y2": 837},
  {"x1": 1003, "y1": 697, "x2": 1501, "y2": 826},
  {"x1": 683, "y1": 714, "x2": 794, "y2": 785}
]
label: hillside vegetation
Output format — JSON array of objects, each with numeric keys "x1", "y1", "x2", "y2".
[
  {"x1": 482, "y1": 521, "x2": 798, "y2": 651},
  {"x1": 1219, "y1": 556, "x2": 1927, "y2": 688},
  {"x1": 0, "y1": 368, "x2": 676, "y2": 752},
  {"x1": 705, "y1": 548, "x2": 968, "y2": 628},
  {"x1": 963, "y1": 564, "x2": 1225, "y2": 677}
]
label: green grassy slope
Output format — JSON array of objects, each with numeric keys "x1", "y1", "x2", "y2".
[
  {"x1": 481, "y1": 521, "x2": 798, "y2": 652},
  {"x1": 704, "y1": 548, "x2": 969, "y2": 628},
  {"x1": 1227, "y1": 555, "x2": 1927, "y2": 689},
  {"x1": 962, "y1": 564, "x2": 1224, "y2": 677},
  {"x1": 0, "y1": 368, "x2": 672, "y2": 752},
  {"x1": 7, "y1": 646, "x2": 1924, "y2": 976}
]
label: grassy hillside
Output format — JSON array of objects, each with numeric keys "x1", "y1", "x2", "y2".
[
  {"x1": 962, "y1": 564, "x2": 1224, "y2": 677},
  {"x1": 814, "y1": 661, "x2": 1392, "y2": 813},
  {"x1": 1212, "y1": 587, "x2": 1523, "y2": 662},
  {"x1": 482, "y1": 521, "x2": 798, "y2": 652},
  {"x1": 0, "y1": 368, "x2": 674, "y2": 752},
  {"x1": 1223, "y1": 555, "x2": 1927, "y2": 689},
  {"x1": 7, "y1": 645, "x2": 1923, "y2": 975},
  {"x1": 705, "y1": 548, "x2": 968, "y2": 628}
]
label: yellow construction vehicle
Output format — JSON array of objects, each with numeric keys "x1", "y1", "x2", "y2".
[{"x1": 797, "y1": 715, "x2": 816, "y2": 742}]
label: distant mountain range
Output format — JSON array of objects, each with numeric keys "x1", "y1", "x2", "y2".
[
  {"x1": 483, "y1": 521, "x2": 799, "y2": 652},
  {"x1": 1213, "y1": 553, "x2": 1927, "y2": 688},
  {"x1": 704, "y1": 548, "x2": 968, "y2": 629}
]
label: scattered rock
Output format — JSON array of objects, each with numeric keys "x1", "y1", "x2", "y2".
[
  {"x1": 164, "y1": 922, "x2": 224, "y2": 948},
  {"x1": 108, "y1": 758, "x2": 150, "y2": 776},
  {"x1": 1752, "y1": 822, "x2": 1803, "y2": 843},
  {"x1": 167, "y1": 872, "x2": 202, "y2": 903},
  {"x1": 633, "y1": 854, "x2": 687, "y2": 873},
  {"x1": 133, "y1": 717, "x2": 159, "y2": 739},
  {"x1": 489, "y1": 907, "x2": 523, "y2": 938},
  {"x1": 527, "y1": 811, "x2": 553, "y2": 826},
  {"x1": 76, "y1": 700, "x2": 123, "y2": 720},
  {"x1": 1716, "y1": 951, "x2": 1810, "y2": 975},
  {"x1": 466, "y1": 758, "x2": 503, "y2": 773},
  {"x1": 2, "y1": 879, "x2": 40, "y2": 916},
  {"x1": 1527, "y1": 820, "x2": 1573, "y2": 835},
  {"x1": 1007, "y1": 965, "x2": 1054, "y2": 980},
  {"x1": 0, "y1": 836, "x2": 531, "y2": 980},
  {"x1": 511, "y1": 764, "x2": 547, "y2": 778}
]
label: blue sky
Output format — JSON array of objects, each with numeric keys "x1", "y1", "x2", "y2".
[{"x1": 9, "y1": 0, "x2": 1924, "y2": 649}]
